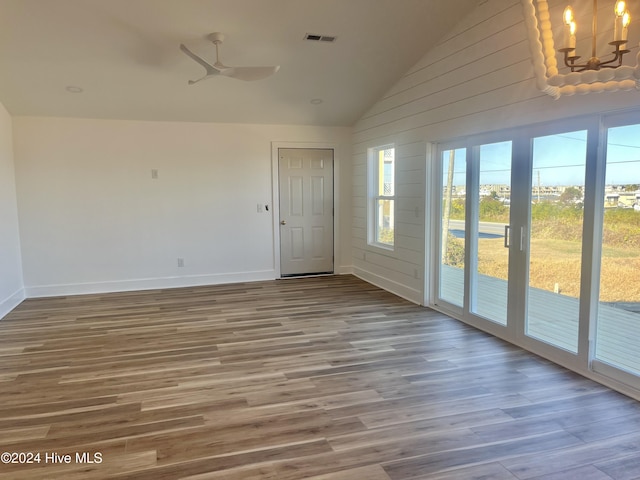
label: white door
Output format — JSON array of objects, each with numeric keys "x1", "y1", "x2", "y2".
[{"x1": 278, "y1": 148, "x2": 334, "y2": 276}]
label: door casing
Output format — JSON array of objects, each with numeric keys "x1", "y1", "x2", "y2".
[{"x1": 271, "y1": 142, "x2": 339, "y2": 278}]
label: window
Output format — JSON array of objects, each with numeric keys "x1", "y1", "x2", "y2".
[{"x1": 369, "y1": 145, "x2": 395, "y2": 248}]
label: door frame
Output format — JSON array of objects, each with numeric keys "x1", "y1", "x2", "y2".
[{"x1": 271, "y1": 142, "x2": 339, "y2": 278}]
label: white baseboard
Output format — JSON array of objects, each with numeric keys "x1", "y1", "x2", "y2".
[
  {"x1": 0, "y1": 288, "x2": 26, "y2": 320},
  {"x1": 335, "y1": 264, "x2": 354, "y2": 275},
  {"x1": 353, "y1": 267, "x2": 422, "y2": 305},
  {"x1": 24, "y1": 270, "x2": 277, "y2": 298}
]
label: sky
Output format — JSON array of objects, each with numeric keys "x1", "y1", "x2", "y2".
[{"x1": 444, "y1": 125, "x2": 640, "y2": 188}]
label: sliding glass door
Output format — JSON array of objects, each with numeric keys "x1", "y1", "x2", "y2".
[
  {"x1": 436, "y1": 139, "x2": 513, "y2": 330},
  {"x1": 594, "y1": 121, "x2": 640, "y2": 379},
  {"x1": 470, "y1": 141, "x2": 512, "y2": 325},
  {"x1": 433, "y1": 113, "x2": 640, "y2": 392},
  {"x1": 524, "y1": 131, "x2": 587, "y2": 354}
]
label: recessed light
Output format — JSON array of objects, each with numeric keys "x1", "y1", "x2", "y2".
[
  {"x1": 66, "y1": 86, "x2": 83, "y2": 93},
  {"x1": 310, "y1": 98, "x2": 323, "y2": 105}
]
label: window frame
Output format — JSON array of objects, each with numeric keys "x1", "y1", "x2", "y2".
[{"x1": 368, "y1": 144, "x2": 396, "y2": 250}]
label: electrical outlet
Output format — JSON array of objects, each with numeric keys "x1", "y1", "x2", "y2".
[
  {"x1": 177, "y1": 258, "x2": 184, "y2": 267},
  {"x1": 151, "y1": 169, "x2": 159, "y2": 179}
]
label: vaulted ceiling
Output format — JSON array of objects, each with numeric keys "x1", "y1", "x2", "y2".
[{"x1": 0, "y1": 0, "x2": 477, "y2": 126}]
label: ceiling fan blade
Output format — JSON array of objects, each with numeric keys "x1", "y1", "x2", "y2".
[
  {"x1": 188, "y1": 75, "x2": 214, "y2": 85},
  {"x1": 222, "y1": 65, "x2": 280, "y2": 81},
  {"x1": 180, "y1": 44, "x2": 222, "y2": 77}
]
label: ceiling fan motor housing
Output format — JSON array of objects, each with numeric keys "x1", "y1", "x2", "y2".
[{"x1": 207, "y1": 32, "x2": 225, "y2": 44}]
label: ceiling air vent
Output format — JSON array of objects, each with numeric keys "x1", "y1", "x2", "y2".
[{"x1": 304, "y1": 33, "x2": 337, "y2": 43}]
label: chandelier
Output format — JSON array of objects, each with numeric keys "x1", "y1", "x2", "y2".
[{"x1": 559, "y1": 0, "x2": 631, "y2": 71}]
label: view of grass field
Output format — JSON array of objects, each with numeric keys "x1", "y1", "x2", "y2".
[{"x1": 445, "y1": 197, "x2": 640, "y2": 302}]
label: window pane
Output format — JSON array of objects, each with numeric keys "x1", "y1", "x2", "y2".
[
  {"x1": 471, "y1": 141, "x2": 512, "y2": 325},
  {"x1": 376, "y1": 199, "x2": 394, "y2": 245},
  {"x1": 525, "y1": 131, "x2": 587, "y2": 353},
  {"x1": 439, "y1": 148, "x2": 466, "y2": 307},
  {"x1": 595, "y1": 124, "x2": 640, "y2": 375},
  {"x1": 378, "y1": 147, "x2": 395, "y2": 196}
]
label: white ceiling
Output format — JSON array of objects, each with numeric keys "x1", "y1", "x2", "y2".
[{"x1": 0, "y1": 0, "x2": 477, "y2": 126}]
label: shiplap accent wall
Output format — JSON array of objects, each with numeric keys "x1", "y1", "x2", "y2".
[
  {"x1": 351, "y1": 0, "x2": 640, "y2": 304},
  {"x1": 0, "y1": 101, "x2": 25, "y2": 319}
]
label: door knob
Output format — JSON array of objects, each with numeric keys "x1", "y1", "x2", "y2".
[{"x1": 280, "y1": 220, "x2": 286, "y2": 225}]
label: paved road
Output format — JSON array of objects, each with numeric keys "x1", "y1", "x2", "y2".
[{"x1": 448, "y1": 219, "x2": 507, "y2": 237}]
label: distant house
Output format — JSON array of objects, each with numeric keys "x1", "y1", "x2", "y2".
[{"x1": 606, "y1": 193, "x2": 620, "y2": 207}]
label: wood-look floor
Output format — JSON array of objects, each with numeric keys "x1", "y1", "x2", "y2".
[{"x1": 1, "y1": 275, "x2": 640, "y2": 480}]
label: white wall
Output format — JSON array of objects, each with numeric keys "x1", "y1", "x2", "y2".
[
  {"x1": 351, "y1": 0, "x2": 640, "y2": 304},
  {"x1": 13, "y1": 116, "x2": 351, "y2": 296},
  {"x1": 0, "y1": 102, "x2": 25, "y2": 318}
]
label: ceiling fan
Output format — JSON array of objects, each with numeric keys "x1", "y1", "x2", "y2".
[{"x1": 180, "y1": 32, "x2": 280, "y2": 84}]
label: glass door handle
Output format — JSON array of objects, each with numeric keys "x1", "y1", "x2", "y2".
[{"x1": 504, "y1": 225, "x2": 526, "y2": 251}]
